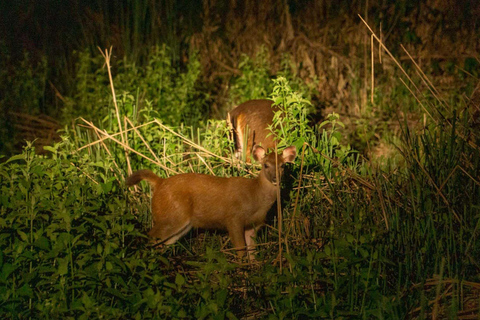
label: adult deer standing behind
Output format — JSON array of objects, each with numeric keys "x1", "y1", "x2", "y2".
[
  {"x1": 126, "y1": 145, "x2": 297, "y2": 257},
  {"x1": 227, "y1": 99, "x2": 280, "y2": 162}
]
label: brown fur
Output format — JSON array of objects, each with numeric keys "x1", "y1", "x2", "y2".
[
  {"x1": 126, "y1": 145, "x2": 297, "y2": 257},
  {"x1": 227, "y1": 99, "x2": 281, "y2": 162}
]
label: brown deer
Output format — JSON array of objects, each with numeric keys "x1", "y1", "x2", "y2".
[
  {"x1": 227, "y1": 99, "x2": 280, "y2": 162},
  {"x1": 126, "y1": 145, "x2": 297, "y2": 258}
]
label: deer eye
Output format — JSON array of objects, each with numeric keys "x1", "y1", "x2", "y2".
[{"x1": 264, "y1": 164, "x2": 269, "y2": 169}]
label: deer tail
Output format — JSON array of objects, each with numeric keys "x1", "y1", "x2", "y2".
[{"x1": 126, "y1": 169, "x2": 162, "y2": 188}]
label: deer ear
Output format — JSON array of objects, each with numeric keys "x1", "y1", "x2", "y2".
[
  {"x1": 252, "y1": 145, "x2": 266, "y2": 161},
  {"x1": 282, "y1": 146, "x2": 297, "y2": 163}
]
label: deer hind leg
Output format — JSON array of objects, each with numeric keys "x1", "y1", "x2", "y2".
[
  {"x1": 235, "y1": 126, "x2": 245, "y2": 160},
  {"x1": 227, "y1": 112, "x2": 244, "y2": 159},
  {"x1": 148, "y1": 202, "x2": 192, "y2": 245}
]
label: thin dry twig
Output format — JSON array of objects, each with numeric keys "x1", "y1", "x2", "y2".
[
  {"x1": 359, "y1": 15, "x2": 480, "y2": 153},
  {"x1": 358, "y1": 15, "x2": 438, "y2": 125},
  {"x1": 287, "y1": 142, "x2": 307, "y2": 237},
  {"x1": 80, "y1": 117, "x2": 178, "y2": 175},
  {"x1": 400, "y1": 44, "x2": 449, "y2": 112},
  {"x1": 123, "y1": 117, "x2": 182, "y2": 175},
  {"x1": 77, "y1": 120, "x2": 156, "y2": 151},
  {"x1": 195, "y1": 153, "x2": 215, "y2": 175},
  {"x1": 88, "y1": 120, "x2": 122, "y2": 174},
  {"x1": 153, "y1": 119, "x2": 231, "y2": 163},
  {"x1": 70, "y1": 162, "x2": 99, "y2": 185},
  {"x1": 371, "y1": 34, "x2": 374, "y2": 104},
  {"x1": 275, "y1": 144, "x2": 283, "y2": 273},
  {"x1": 97, "y1": 46, "x2": 131, "y2": 177},
  {"x1": 374, "y1": 172, "x2": 389, "y2": 230},
  {"x1": 123, "y1": 116, "x2": 133, "y2": 176},
  {"x1": 307, "y1": 142, "x2": 375, "y2": 190},
  {"x1": 398, "y1": 78, "x2": 436, "y2": 122},
  {"x1": 411, "y1": 153, "x2": 461, "y2": 224}
]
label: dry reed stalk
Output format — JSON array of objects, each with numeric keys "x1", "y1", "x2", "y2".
[
  {"x1": 153, "y1": 119, "x2": 231, "y2": 163},
  {"x1": 195, "y1": 153, "x2": 215, "y2": 176},
  {"x1": 77, "y1": 120, "x2": 156, "y2": 151},
  {"x1": 287, "y1": 142, "x2": 306, "y2": 238},
  {"x1": 360, "y1": 15, "x2": 480, "y2": 153},
  {"x1": 307, "y1": 142, "x2": 375, "y2": 190},
  {"x1": 410, "y1": 152, "x2": 461, "y2": 223},
  {"x1": 10, "y1": 112, "x2": 61, "y2": 154},
  {"x1": 400, "y1": 44, "x2": 449, "y2": 111},
  {"x1": 409, "y1": 285, "x2": 454, "y2": 318},
  {"x1": 305, "y1": 141, "x2": 395, "y2": 227},
  {"x1": 358, "y1": 15, "x2": 438, "y2": 123},
  {"x1": 422, "y1": 278, "x2": 480, "y2": 290},
  {"x1": 98, "y1": 47, "x2": 131, "y2": 177},
  {"x1": 438, "y1": 165, "x2": 480, "y2": 255},
  {"x1": 174, "y1": 152, "x2": 208, "y2": 167},
  {"x1": 84, "y1": 118, "x2": 122, "y2": 175},
  {"x1": 409, "y1": 277, "x2": 480, "y2": 318},
  {"x1": 123, "y1": 117, "x2": 160, "y2": 164},
  {"x1": 398, "y1": 78, "x2": 436, "y2": 122},
  {"x1": 69, "y1": 162, "x2": 99, "y2": 185},
  {"x1": 275, "y1": 144, "x2": 282, "y2": 273},
  {"x1": 98, "y1": 47, "x2": 123, "y2": 141},
  {"x1": 315, "y1": 184, "x2": 333, "y2": 206},
  {"x1": 123, "y1": 116, "x2": 133, "y2": 176},
  {"x1": 457, "y1": 166, "x2": 480, "y2": 187},
  {"x1": 123, "y1": 117, "x2": 181, "y2": 175},
  {"x1": 371, "y1": 34, "x2": 374, "y2": 104},
  {"x1": 413, "y1": 63, "x2": 478, "y2": 143},
  {"x1": 379, "y1": 22, "x2": 383, "y2": 64},
  {"x1": 373, "y1": 171, "x2": 389, "y2": 230},
  {"x1": 80, "y1": 117, "x2": 178, "y2": 175}
]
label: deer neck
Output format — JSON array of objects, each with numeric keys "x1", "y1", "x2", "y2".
[{"x1": 256, "y1": 169, "x2": 279, "y2": 202}]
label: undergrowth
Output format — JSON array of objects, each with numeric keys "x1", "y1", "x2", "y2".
[
  {"x1": 1, "y1": 62, "x2": 479, "y2": 318},
  {"x1": 1, "y1": 11, "x2": 480, "y2": 316},
  {"x1": 63, "y1": 45, "x2": 206, "y2": 127}
]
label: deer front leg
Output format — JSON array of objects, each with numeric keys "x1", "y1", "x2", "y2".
[
  {"x1": 244, "y1": 228, "x2": 256, "y2": 249},
  {"x1": 227, "y1": 224, "x2": 247, "y2": 258},
  {"x1": 245, "y1": 226, "x2": 262, "y2": 261}
]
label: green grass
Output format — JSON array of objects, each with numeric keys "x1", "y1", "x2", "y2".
[
  {"x1": 1, "y1": 3, "x2": 479, "y2": 315},
  {"x1": 1, "y1": 64, "x2": 479, "y2": 318}
]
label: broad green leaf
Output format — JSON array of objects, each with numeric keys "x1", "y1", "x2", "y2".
[
  {"x1": 0, "y1": 264, "x2": 17, "y2": 282},
  {"x1": 81, "y1": 291, "x2": 93, "y2": 308},
  {"x1": 34, "y1": 236, "x2": 50, "y2": 250},
  {"x1": 58, "y1": 257, "x2": 69, "y2": 275},
  {"x1": 17, "y1": 284, "x2": 33, "y2": 298},
  {"x1": 17, "y1": 230, "x2": 29, "y2": 242},
  {"x1": 175, "y1": 273, "x2": 185, "y2": 286},
  {"x1": 6, "y1": 154, "x2": 26, "y2": 163},
  {"x1": 42, "y1": 146, "x2": 57, "y2": 153}
]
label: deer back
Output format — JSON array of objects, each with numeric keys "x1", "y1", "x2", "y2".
[{"x1": 227, "y1": 99, "x2": 280, "y2": 161}]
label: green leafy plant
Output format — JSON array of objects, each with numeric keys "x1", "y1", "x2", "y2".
[
  {"x1": 63, "y1": 45, "x2": 206, "y2": 128},
  {"x1": 229, "y1": 46, "x2": 272, "y2": 105}
]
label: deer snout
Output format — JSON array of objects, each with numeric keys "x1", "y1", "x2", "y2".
[{"x1": 270, "y1": 171, "x2": 283, "y2": 186}]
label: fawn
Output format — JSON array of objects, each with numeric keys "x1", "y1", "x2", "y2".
[
  {"x1": 126, "y1": 145, "x2": 297, "y2": 258},
  {"x1": 227, "y1": 99, "x2": 280, "y2": 162}
]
